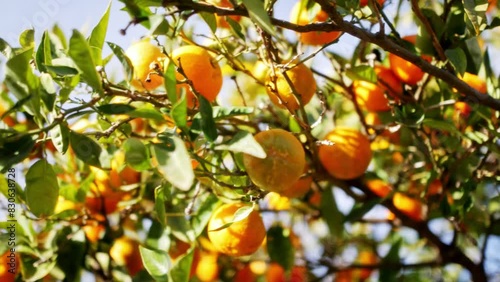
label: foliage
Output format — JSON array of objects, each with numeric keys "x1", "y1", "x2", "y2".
[{"x1": 0, "y1": 0, "x2": 499, "y2": 281}]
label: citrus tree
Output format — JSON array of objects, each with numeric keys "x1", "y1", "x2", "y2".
[{"x1": 1, "y1": 0, "x2": 499, "y2": 281}]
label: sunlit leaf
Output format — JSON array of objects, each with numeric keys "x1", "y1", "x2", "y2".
[
  {"x1": 242, "y1": 0, "x2": 276, "y2": 36},
  {"x1": 139, "y1": 246, "x2": 171, "y2": 281},
  {"x1": 88, "y1": 1, "x2": 111, "y2": 66},
  {"x1": 26, "y1": 160, "x2": 59, "y2": 218},
  {"x1": 123, "y1": 138, "x2": 150, "y2": 171},
  {"x1": 214, "y1": 131, "x2": 266, "y2": 158},
  {"x1": 152, "y1": 137, "x2": 194, "y2": 191}
]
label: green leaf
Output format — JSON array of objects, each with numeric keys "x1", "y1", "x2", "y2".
[
  {"x1": 379, "y1": 237, "x2": 402, "y2": 282},
  {"x1": 45, "y1": 58, "x2": 79, "y2": 76},
  {"x1": 88, "y1": 2, "x2": 111, "y2": 66},
  {"x1": 36, "y1": 31, "x2": 52, "y2": 73},
  {"x1": 445, "y1": 47, "x2": 467, "y2": 75},
  {"x1": 463, "y1": 0, "x2": 488, "y2": 35},
  {"x1": 171, "y1": 92, "x2": 188, "y2": 130},
  {"x1": 149, "y1": 14, "x2": 171, "y2": 35},
  {"x1": 52, "y1": 24, "x2": 67, "y2": 49},
  {"x1": 208, "y1": 204, "x2": 254, "y2": 231},
  {"x1": 190, "y1": 194, "x2": 219, "y2": 237},
  {"x1": 69, "y1": 131, "x2": 106, "y2": 168},
  {"x1": 129, "y1": 107, "x2": 165, "y2": 120},
  {"x1": 107, "y1": 42, "x2": 134, "y2": 82},
  {"x1": 56, "y1": 229, "x2": 86, "y2": 282},
  {"x1": 422, "y1": 119, "x2": 461, "y2": 135},
  {"x1": 26, "y1": 160, "x2": 59, "y2": 217},
  {"x1": 152, "y1": 137, "x2": 195, "y2": 191},
  {"x1": 20, "y1": 254, "x2": 57, "y2": 282},
  {"x1": 169, "y1": 248, "x2": 194, "y2": 282},
  {"x1": 228, "y1": 17, "x2": 245, "y2": 41},
  {"x1": 394, "y1": 103, "x2": 425, "y2": 127},
  {"x1": 346, "y1": 65, "x2": 377, "y2": 83},
  {"x1": 155, "y1": 185, "x2": 167, "y2": 226},
  {"x1": 267, "y1": 225, "x2": 295, "y2": 272},
  {"x1": 19, "y1": 29, "x2": 35, "y2": 48},
  {"x1": 97, "y1": 103, "x2": 136, "y2": 115},
  {"x1": 214, "y1": 131, "x2": 266, "y2": 158},
  {"x1": 40, "y1": 73, "x2": 56, "y2": 111},
  {"x1": 320, "y1": 188, "x2": 344, "y2": 238},
  {"x1": 139, "y1": 246, "x2": 171, "y2": 281},
  {"x1": 0, "y1": 38, "x2": 14, "y2": 58},
  {"x1": 199, "y1": 96, "x2": 218, "y2": 142},
  {"x1": 344, "y1": 198, "x2": 382, "y2": 222},
  {"x1": 68, "y1": 29, "x2": 104, "y2": 94},
  {"x1": 164, "y1": 60, "x2": 178, "y2": 104},
  {"x1": 242, "y1": 0, "x2": 276, "y2": 36},
  {"x1": 0, "y1": 135, "x2": 36, "y2": 173},
  {"x1": 200, "y1": 12, "x2": 217, "y2": 33},
  {"x1": 212, "y1": 106, "x2": 254, "y2": 118},
  {"x1": 123, "y1": 138, "x2": 150, "y2": 171}
]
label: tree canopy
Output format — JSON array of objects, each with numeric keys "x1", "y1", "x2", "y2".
[{"x1": 0, "y1": 0, "x2": 499, "y2": 281}]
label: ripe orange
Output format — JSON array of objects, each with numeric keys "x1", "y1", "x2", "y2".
[
  {"x1": 392, "y1": 192, "x2": 426, "y2": 221},
  {"x1": 0, "y1": 251, "x2": 18, "y2": 282},
  {"x1": 207, "y1": 203, "x2": 266, "y2": 256},
  {"x1": 265, "y1": 263, "x2": 307, "y2": 282},
  {"x1": 85, "y1": 166, "x2": 129, "y2": 215},
  {"x1": 290, "y1": 2, "x2": 342, "y2": 45},
  {"x1": 126, "y1": 40, "x2": 167, "y2": 91},
  {"x1": 318, "y1": 128, "x2": 372, "y2": 180},
  {"x1": 110, "y1": 237, "x2": 144, "y2": 277},
  {"x1": 266, "y1": 62, "x2": 316, "y2": 111},
  {"x1": 172, "y1": 45, "x2": 223, "y2": 108},
  {"x1": 207, "y1": 0, "x2": 241, "y2": 28},
  {"x1": 454, "y1": 72, "x2": 487, "y2": 116},
  {"x1": 280, "y1": 166, "x2": 313, "y2": 198},
  {"x1": 234, "y1": 264, "x2": 256, "y2": 282},
  {"x1": 365, "y1": 179, "x2": 392, "y2": 198},
  {"x1": 360, "y1": 0, "x2": 385, "y2": 6},
  {"x1": 388, "y1": 35, "x2": 428, "y2": 85},
  {"x1": 243, "y1": 129, "x2": 306, "y2": 193},
  {"x1": 488, "y1": 0, "x2": 497, "y2": 13},
  {"x1": 195, "y1": 251, "x2": 219, "y2": 282},
  {"x1": 364, "y1": 112, "x2": 400, "y2": 144},
  {"x1": 353, "y1": 79, "x2": 391, "y2": 112}
]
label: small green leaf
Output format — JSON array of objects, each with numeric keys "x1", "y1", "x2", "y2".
[
  {"x1": 155, "y1": 185, "x2": 167, "y2": 226},
  {"x1": 19, "y1": 29, "x2": 35, "y2": 48},
  {"x1": 123, "y1": 138, "x2": 150, "y2": 171},
  {"x1": 26, "y1": 160, "x2": 59, "y2": 218},
  {"x1": 69, "y1": 131, "x2": 106, "y2": 168},
  {"x1": 228, "y1": 17, "x2": 245, "y2": 41},
  {"x1": 88, "y1": 2, "x2": 111, "y2": 66},
  {"x1": 379, "y1": 237, "x2": 402, "y2": 282},
  {"x1": 35, "y1": 31, "x2": 52, "y2": 73},
  {"x1": 200, "y1": 12, "x2": 217, "y2": 33},
  {"x1": 199, "y1": 96, "x2": 218, "y2": 142},
  {"x1": 0, "y1": 135, "x2": 36, "y2": 173},
  {"x1": 40, "y1": 73, "x2": 56, "y2": 111},
  {"x1": 242, "y1": 0, "x2": 276, "y2": 36},
  {"x1": 212, "y1": 106, "x2": 254, "y2": 118},
  {"x1": 422, "y1": 119, "x2": 461, "y2": 135},
  {"x1": 171, "y1": 92, "x2": 188, "y2": 130},
  {"x1": 164, "y1": 60, "x2": 178, "y2": 104},
  {"x1": 346, "y1": 65, "x2": 377, "y2": 83},
  {"x1": 20, "y1": 254, "x2": 57, "y2": 282},
  {"x1": 68, "y1": 29, "x2": 103, "y2": 94},
  {"x1": 170, "y1": 248, "x2": 194, "y2": 282},
  {"x1": 445, "y1": 47, "x2": 467, "y2": 75},
  {"x1": 0, "y1": 38, "x2": 14, "y2": 58},
  {"x1": 394, "y1": 103, "x2": 425, "y2": 127},
  {"x1": 149, "y1": 14, "x2": 171, "y2": 35},
  {"x1": 107, "y1": 42, "x2": 134, "y2": 82},
  {"x1": 152, "y1": 137, "x2": 195, "y2": 191},
  {"x1": 321, "y1": 188, "x2": 344, "y2": 238},
  {"x1": 267, "y1": 225, "x2": 295, "y2": 272},
  {"x1": 463, "y1": 0, "x2": 488, "y2": 35},
  {"x1": 97, "y1": 103, "x2": 136, "y2": 115},
  {"x1": 45, "y1": 58, "x2": 79, "y2": 76},
  {"x1": 214, "y1": 131, "x2": 266, "y2": 158},
  {"x1": 209, "y1": 205, "x2": 254, "y2": 231},
  {"x1": 129, "y1": 107, "x2": 165, "y2": 120},
  {"x1": 139, "y1": 246, "x2": 171, "y2": 281}
]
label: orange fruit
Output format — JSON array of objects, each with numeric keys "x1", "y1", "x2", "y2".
[
  {"x1": 126, "y1": 40, "x2": 167, "y2": 91},
  {"x1": 290, "y1": 2, "x2": 342, "y2": 45},
  {"x1": 109, "y1": 150, "x2": 141, "y2": 189},
  {"x1": 207, "y1": 203, "x2": 266, "y2": 256},
  {"x1": 195, "y1": 251, "x2": 219, "y2": 282},
  {"x1": 353, "y1": 80, "x2": 390, "y2": 112},
  {"x1": 488, "y1": 0, "x2": 497, "y2": 13},
  {"x1": 392, "y1": 192, "x2": 426, "y2": 221},
  {"x1": 234, "y1": 264, "x2": 257, "y2": 282},
  {"x1": 172, "y1": 45, "x2": 223, "y2": 108},
  {"x1": 0, "y1": 251, "x2": 18, "y2": 282},
  {"x1": 280, "y1": 167, "x2": 313, "y2": 198},
  {"x1": 388, "y1": 35, "x2": 428, "y2": 85},
  {"x1": 454, "y1": 72, "x2": 487, "y2": 116},
  {"x1": 365, "y1": 179, "x2": 392, "y2": 198},
  {"x1": 364, "y1": 112, "x2": 400, "y2": 144},
  {"x1": 318, "y1": 128, "x2": 372, "y2": 180},
  {"x1": 110, "y1": 237, "x2": 144, "y2": 277},
  {"x1": 243, "y1": 129, "x2": 306, "y2": 193},
  {"x1": 207, "y1": 0, "x2": 241, "y2": 28},
  {"x1": 360, "y1": 0, "x2": 385, "y2": 6},
  {"x1": 266, "y1": 62, "x2": 316, "y2": 111},
  {"x1": 265, "y1": 263, "x2": 307, "y2": 282}
]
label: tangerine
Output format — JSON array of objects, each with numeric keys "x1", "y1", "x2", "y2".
[
  {"x1": 388, "y1": 35, "x2": 428, "y2": 85},
  {"x1": 318, "y1": 128, "x2": 372, "y2": 180},
  {"x1": 290, "y1": 2, "x2": 342, "y2": 45},
  {"x1": 243, "y1": 129, "x2": 306, "y2": 193},
  {"x1": 126, "y1": 40, "x2": 167, "y2": 91},
  {"x1": 207, "y1": 203, "x2": 266, "y2": 256}
]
